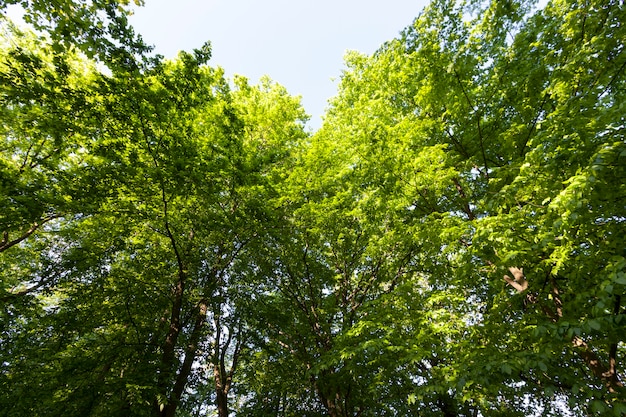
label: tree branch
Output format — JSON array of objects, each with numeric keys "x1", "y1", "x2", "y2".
[
  {"x1": 453, "y1": 178, "x2": 475, "y2": 220},
  {"x1": 453, "y1": 68, "x2": 489, "y2": 179},
  {"x1": 0, "y1": 214, "x2": 60, "y2": 253},
  {"x1": 505, "y1": 267, "x2": 623, "y2": 393},
  {"x1": 167, "y1": 299, "x2": 208, "y2": 417},
  {"x1": 503, "y1": 267, "x2": 528, "y2": 292}
]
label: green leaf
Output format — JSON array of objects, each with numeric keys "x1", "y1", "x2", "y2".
[
  {"x1": 591, "y1": 400, "x2": 606, "y2": 413},
  {"x1": 501, "y1": 363, "x2": 512, "y2": 375},
  {"x1": 614, "y1": 272, "x2": 626, "y2": 286},
  {"x1": 538, "y1": 361, "x2": 548, "y2": 372},
  {"x1": 588, "y1": 319, "x2": 602, "y2": 331}
]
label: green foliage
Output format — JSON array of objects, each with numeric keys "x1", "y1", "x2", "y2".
[
  {"x1": 244, "y1": 0, "x2": 625, "y2": 415},
  {"x1": 0, "y1": 0, "x2": 149, "y2": 61},
  {"x1": 1, "y1": 12, "x2": 308, "y2": 417},
  {"x1": 2, "y1": 0, "x2": 625, "y2": 416}
]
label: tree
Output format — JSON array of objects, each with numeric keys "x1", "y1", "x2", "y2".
[
  {"x1": 0, "y1": 21, "x2": 308, "y2": 417},
  {"x1": 243, "y1": 0, "x2": 625, "y2": 415},
  {"x1": 2, "y1": 0, "x2": 625, "y2": 415}
]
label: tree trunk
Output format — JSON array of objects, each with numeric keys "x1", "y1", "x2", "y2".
[{"x1": 215, "y1": 387, "x2": 229, "y2": 417}]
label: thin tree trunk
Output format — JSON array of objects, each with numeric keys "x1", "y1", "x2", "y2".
[
  {"x1": 154, "y1": 187, "x2": 188, "y2": 417},
  {"x1": 215, "y1": 387, "x2": 229, "y2": 417},
  {"x1": 163, "y1": 300, "x2": 209, "y2": 417}
]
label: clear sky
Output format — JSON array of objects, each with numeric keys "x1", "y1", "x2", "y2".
[{"x1": 128, "y1": 0, "x2": 430, "y2": 130}]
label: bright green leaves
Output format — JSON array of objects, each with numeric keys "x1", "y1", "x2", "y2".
[
  {"x1": 0, "y1": 26, "x2": 102, "y2": 311},
  {"x1": 0, "y1": 26, "x2": 94, "y2": 226},
  {"x1": 232, "y1": 75, "x2": 308, "y2": 172},
  {"x1": 1, "y1": 0, "x2": 149, "y2": 63},
  {"x1": 262, "y1": 0, "x2": 626, "y2": 415},
  {"x1": 1, "y1": 11, "x2": 310, "y2": 415},
  {"x1": 2, "y1": 0, "x2": 626, "y2": 416}
]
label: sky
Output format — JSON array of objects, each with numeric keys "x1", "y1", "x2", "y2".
[{"x1": 127, "y1": 0, "x2": 430, "y2": 130}]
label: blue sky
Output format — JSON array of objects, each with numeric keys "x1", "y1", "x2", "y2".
[{"x1": 128, "y1": 0, "x2": 430, "y2": 129}]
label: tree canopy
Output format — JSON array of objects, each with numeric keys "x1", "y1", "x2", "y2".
[{"x1": 1, "y1": 0, "x2": 625, "y2": 416}]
